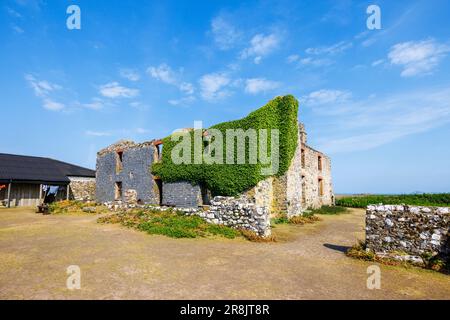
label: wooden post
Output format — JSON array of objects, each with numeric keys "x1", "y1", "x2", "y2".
[
  {"x1": 66, "y1": 184, "x2": 70, "y2": 200},
  {"x1": 39, "y1": 184, "x2": 43, "y2": 203},
  {"x1": 7, "y1": 182, "x2": 12, "y2": 208}
]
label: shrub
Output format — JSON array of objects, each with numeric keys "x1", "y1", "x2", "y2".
[
  {"x1": 240, "y1": 229, "x2": 277, "y2": 242},
  {"x1": 151, "y1": 95, "x2": 299, "y2": 196}
]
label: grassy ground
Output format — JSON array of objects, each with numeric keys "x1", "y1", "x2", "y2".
[
  {"x1": 1, "y1": 207, "x2": 449, "y2": 299},
  {"x1": 336, "y1": 193, "x2": 450, "y2": 208},
  {"x1": 98, "y1": 208, "x2": 241, "y2": 239},
  {"x1": 48, "y1": 200, "x2": 108, "y2": 215}
]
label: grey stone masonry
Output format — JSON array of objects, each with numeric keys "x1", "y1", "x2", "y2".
[
  {"x1": 197, "y1": 195, "x2": 271, "y2": 236},
  {"x1": 366, "y1": 205, "x2": 449, "y2": 258},
  {"x1": 162, "y1": 181, "x2": 202, "y2": 208}
]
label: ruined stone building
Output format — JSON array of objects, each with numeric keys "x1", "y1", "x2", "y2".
[{"x1": 96, "y1": 97, "x2": 333, "y2": 217}]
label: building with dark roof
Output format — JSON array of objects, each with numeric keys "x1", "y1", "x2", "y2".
[{"x1": 0, "y1": 153, "x2": 96, "y2": 207}]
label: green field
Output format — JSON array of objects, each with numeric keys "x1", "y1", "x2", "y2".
[{"x1": 336, "y1": 193, "x2": 450, "y2": 208}]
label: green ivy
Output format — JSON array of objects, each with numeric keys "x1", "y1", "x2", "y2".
[{"x1": 151, "y1": 95, "x2": 299, "y2": 196}]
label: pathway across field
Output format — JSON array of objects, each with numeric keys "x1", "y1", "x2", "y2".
[{"x1": 0, "y1": 207, "x2": 448, "y2": 299}]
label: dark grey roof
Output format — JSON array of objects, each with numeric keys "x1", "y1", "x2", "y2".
[{"x1": 0, "y1": 153, "x2": 95, "y2": 183}]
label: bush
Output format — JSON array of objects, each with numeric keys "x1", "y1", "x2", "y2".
[
  {"x1": 336, "y1": 194, "x2": 450, "y2": 208},
  {"x1": 151, "y1": 95, "x2": 299, "y2": 196},
  {"x1": 48, "y1": 200, "x2": 106, "y2": 214}
]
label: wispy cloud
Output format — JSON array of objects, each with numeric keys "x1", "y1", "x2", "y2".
[
  {"x1": 85, "y1": 130, "x2": 111, "y2": 137},
  {"x1": 199, "y1": 73, "x2": 231, "y2": 101},
  {"x1": 210, "y1": 15, "x2": 241, "y2": 50},
  {"x1": 99, "y1": 82, "x2": 139, "y2": 98},
  {"x1": 148, "y1": 63, "x2": 194, "y2": 94},
  {"x1": 168, "y1": 96, "x2": 196, "y2": 107},
  {"x1": 241, "y1": 33, "x2": 280, "y2": 64},
  {"x1": 81, "y1": 98, "x2": 105, "y2": 110},
  {"x1": 25, "y1": 74, "x2": 65, "y2": 111},
  {"x1": 388, "y1": 39, "x2": 449, "y2": 77},
  {"x1": 301, "y1": 89, "x2": 351, "y2": 107},
  {"x1": 245, "y1": 78, "x2": 280, "y2": 94},
  {"x1": 305, "y1": 41, "x2": 353, "y2": 55},
  {"x1": 305, "y1": 86, "x2": 450, "y2": 153},
  {"x1": 25, "y1": 74, "x2": 61, "y2": 97},
  {"x1": 11, "y1": 25, "x2": 24, "y2": 33},
  {"x1": 43, "y1": 99, "x2": 65, "y2": 111},
  {"x1": 119, "y1": 68, "x2": 140, "y2": 81},
  {"x1": 6, "y1": 7, "x2": 22, "y2": 18}
]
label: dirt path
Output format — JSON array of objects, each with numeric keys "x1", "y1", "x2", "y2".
[{"x1": 0, "y1": 207, "x2": 448, "y2": 299}]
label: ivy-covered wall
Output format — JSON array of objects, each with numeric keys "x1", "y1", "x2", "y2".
[{"x1": 152, "y1": 95, "x2": 299, "y2": 196}]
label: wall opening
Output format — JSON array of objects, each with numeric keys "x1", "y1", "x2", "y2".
[
  {"x1": 301, "y1": 148, "x2": 305, "y2": 168},
  {"x1": 318, "y1": 155, "x2": 322, "y2": 171},
  {"x1": 200, "y1": 183, "x2": 211, "y2": 205},
  {"x1": 115, "y1": 182, "x2": 123, "y2": 200},
  {"x1": 301, "y1": 175, "x2": 306, "y2": 206},
  {"x1": 318, "y1": 178, "x2": 324, "y2": 197},
  {"x1": 116, "y1": 151, "x2": 124, "y2": 172},
  {"x1": 154, "y1": 178, "x2": 162, "y2": 205}
]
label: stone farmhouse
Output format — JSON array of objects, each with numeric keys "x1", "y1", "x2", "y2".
[{"x1": 96, "y1": 96, "x2": 334, "y2": 218}]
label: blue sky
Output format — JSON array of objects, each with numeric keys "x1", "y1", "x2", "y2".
[{"x1": 1, "y1": 0, "x2": 450, "y2": 194}]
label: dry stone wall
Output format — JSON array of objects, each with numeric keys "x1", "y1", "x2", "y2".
[
  {"x1": 69, "y1": 177, "x2": 96, "y2": 201},
  {"x1": 366, "y1": 205, "x2": 449, "y2": 258}
]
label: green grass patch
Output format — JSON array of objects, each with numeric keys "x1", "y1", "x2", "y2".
[
  {"x1": 310, "y1": 205, "x2": 348, "y2": 215},
  {"x1": 49, "y1": 200, "x2": 107, "y2": 215},
  {"x1": 271, "y1": 212, "x2": 320, "y2": 225},
  {"x1": 336, "y1": 193, "x2": 450, "y2": 208},
  {"x1": 98, "y1": 208, "x2": 240, "y2": 239}
]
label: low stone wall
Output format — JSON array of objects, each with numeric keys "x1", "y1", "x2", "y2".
[
  {"x1": 197, "y1": 196, "x2": 271, "y2": 237},
  {"x1": 366, "y1": 205, "x2": 449, "y2": 258},
  {"x1": 69, "y1": 177, "x2": 96, "y2": 201}
]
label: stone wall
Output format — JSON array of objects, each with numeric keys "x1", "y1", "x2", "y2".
[
  {"x1": 68, "y1": 177, "x2": 96, "y2": 201},
  {"x1": 96, "y1": 140, "x2": 159, "y2": 204},
  {"x1": 162, "y1": 181, "x2": 202, "y2": 208},
  {"x1": 197, "y1": 195, "x2": 271, "y2": 236},
  {"x1": 366, "y1": 205, "x2": 449, "y2": 258}
]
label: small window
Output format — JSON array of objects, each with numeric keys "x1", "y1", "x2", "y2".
[
  {"x1": 115, "y1": 182, "x2": 122, "y2": 200},
  {"x1": 318, "y1": 155, "x2": 322, "y2": 171},
  {"x1": 116, "y1": 151, "x2": 124, "y2": 172},
  {"x1": 301, "y1": 148, "x2": 306, "y2": 168},
  {"x1": 318, "y1": 178, "x2": 324, "y2": 197}
]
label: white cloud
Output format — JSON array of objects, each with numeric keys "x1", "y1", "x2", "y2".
[
  {"x1": 168, "y1": 96, "x2": 196, "y2": 106},
  {"x1": 286, "y1": 54, "x2": 300, "y2": 63},
  {"x1": 388, "y1": 39, "x2": 450, "y2": 77},
  {"x1": 43, "y1": 99, "x2": 64, "y2": 111},
  {"x1": 135, "y1": 128, "x2": 150, "y2": 134},
  {"x1": 12, "y1": 25, "x2": 24, "y2": 33},
  {"x1": 148, "y1": 63, "x2": 177, "y2": 85},
  {"x1": 148, "y1": 63, "x2": 194, "y2": 94},
  {"x1": 24, "y1": 74, "x2": 61, "y2": 97},
  {"x1": 298, "y1": 57, "x2": 333, "y2": 67},
  {"x1": 6, "y1": 7, "x2": 22, "y2": 18},
  {"x1": 311, "y1": 86, "x2": 450, "y2": 153},
  {"x1": 199, "y1": 73, "x2": 231, "y2": 101},
  {"x1": 306, "y1": 41, "x2": 352, "y2": 55},
  {"x1": 302, "y1": 89, "x2": 351, "y2": 106},
  {"x1": 241, "y1": 33, "x2": 280, "y2": 63},
  {"x1": 211, "y1": 15, "x2": 241, "y2": 50},
  {"x1": 372, "y1": 59, "x2": 384, "y2": 67},
  {"x1": 245, "y1": 78, "x2": 280, "y2": 94},
  {"x1": 85, "y1": 130, "x2": 111, "y2": 137},
  {"x1": 120, "y1": 68, "x2": 140, "y2": 81},
  {"x1": 82, "y1": 98, "x2": 104, "y2": 110},
  {"x1": 99, "y1": 82, "x2": 139, "y2": 98}
]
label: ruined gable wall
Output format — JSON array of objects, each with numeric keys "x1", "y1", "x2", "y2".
[
  {"x1": 301, "y1": 145, "x2": 333, "y2": 209},
  {"x1": 96, "y1": 142, "x2": 158, "y2": 204}
]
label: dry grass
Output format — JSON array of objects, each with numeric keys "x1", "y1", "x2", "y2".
[{"x1": 240, "y1": 229, "x2": 277, "y2": 242}]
